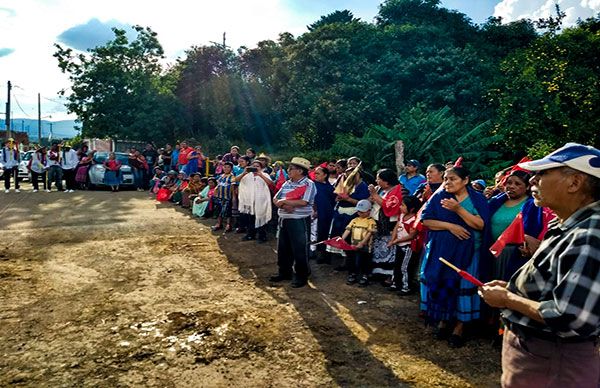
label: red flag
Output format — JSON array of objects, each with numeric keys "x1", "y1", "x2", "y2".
[
  {"x1": 382, "y1": 184, "x2": 403, "y2": 218},
  {"x1": 489, "y1": 213, "x2": 525, "y2": 257},
  {"x1": 285, "y1": 185, "x2": 307, "y2": 200},
  {"x1": 323, "y1": 238, "x2": 357, "y2": 251},
  {"x1": 275, "y1": 170, "x2": 286, "y2": 191},
  {"x1": 454, "y1": 156, "x2": 464, "y2": 167},
  {"x1": 500, "y1": 157, "x2": 532, "y2": 187},
  {"x1": 538, "y1": 207, "x2": 557, "y2": 240}
]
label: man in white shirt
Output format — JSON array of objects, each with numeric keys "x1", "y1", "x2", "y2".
[
  {"x1": 60, "y1": 145, "x2": 79, "y2": 192},
  {"x1": 1, "y1": 138, "x2": 21, "y2": 193}
]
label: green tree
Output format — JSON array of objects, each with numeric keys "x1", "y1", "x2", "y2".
[
  {"x1": 54, "y1": 26, "x2": 187, "y2": 142},
  {"x1": 490, "y1": 16, "x2": 600, "y2": 152}
]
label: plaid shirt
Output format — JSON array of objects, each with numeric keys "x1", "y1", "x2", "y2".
[{"x1": 503, "y1": 200, "x2": 600, "y2": 339}]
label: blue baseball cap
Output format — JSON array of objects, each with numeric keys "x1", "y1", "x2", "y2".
[
  {"x1": 355, "y1": 199, "x2": 372, "y2": 212},
  {"x1": 519, "y1": 143, "x2": 600, "y2": 179},
  {"x1": 407, "y1": 159, "x2": 420, "y2": 168},
  {"x1": 472, "y1": 179, "x2": 486, "y2": 188}
]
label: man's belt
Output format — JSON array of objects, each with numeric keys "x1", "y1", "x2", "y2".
[{"x1": 505, "y1": 320, "x2": 598, "y2": 344}]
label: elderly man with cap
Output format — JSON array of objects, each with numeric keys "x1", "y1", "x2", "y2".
[
  {"x1": 479, "y1": 143, "x2": 600, "y2": 388},
  {"x1": 270, "y1": 157, "x2": 317, "y2": 288},
  {"x1": 1, "y1": 138, "x2": 21, "y2": 193},
  {"x1": 399, "y1": 159, "x2": 426, "y2": 195}
]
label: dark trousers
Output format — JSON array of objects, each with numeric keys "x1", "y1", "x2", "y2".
[
  {"x1": 244, "y1": 214, "x2": 267, "y2": 240},
  {"x1": 3, "y1": 166, "x2": 20, "y2": 190},
  {"x1": 47, "y1": 165, "x2": 63, "y2": 191},
  {"x1": 392, "y1": 245, "x2": 413, "y2": 291},
  {"x1": 277, "y1": 217, "x2": 311, "y2": 279},
  {"x1": 502, "y1": 328, "x2": 600, "y2": 388},
  {"x1": 348, "y1": 250, "x2": 371, "y2": 276},
  {"x1": 63, "y1": 168, "x2": 76, "y2": 190},
  {"x1": 31, "y1": 171, "x2": 47, "y2": 190}
]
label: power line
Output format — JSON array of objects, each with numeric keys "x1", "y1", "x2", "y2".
[{"x1": 11, "y1": 93, "x2": 32, "y2": 118}]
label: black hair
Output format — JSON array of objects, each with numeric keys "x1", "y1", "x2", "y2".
[
  {"x1": 445, "y1": 166, "x2": 470, "y2": 182},
  {"x1": 315, "y1": 166, "x2": 329, "y2": 179},
  {"x1": 239, "y1": 155, "x2": 251, "y2": 163},
  {"x1": 507, "y1": 170, "x2": 531, "y2": 186},
  {"x1": 348, "y1": 156, "x2": 361, "y2": 164},
  {"x1": 223, "y1": 161, "x2": 234, "y2": 168},
  {"x1": 336, "y1": 159, "x2": 347, "y2": 169},
  {"x1": 403, "y1": 195, "x2": 422, "y2": 214},
  {"x1": 208, "y1": 177, "x2": 217, "y2": 184},
  {"x1": 377, "y1": 168, "x2": 398, "y2": 187},
  {"x1": 246, "y1": 148, "x2": 256, "y2": 154},
  {"x1": 428, "y1": 163, "x2": 445, "y2": 174},
  {"x1": 200, "y1": 177, "x2": 208, "y2": 184}
]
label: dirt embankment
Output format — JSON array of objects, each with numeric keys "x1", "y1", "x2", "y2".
[{"x1": 0, "y1": 187, "x2": 501, "y2": 387}]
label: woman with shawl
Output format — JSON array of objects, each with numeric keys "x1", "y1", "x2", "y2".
[
  {"x1": 420, "y1": 165, "x2": 490, "y2": 348},
  {"x1": 181, "y1": 173, "x2": 205, "y2": 208},
  {"x1": 236, "y1": 159, "x2": 273, "y2": 243},
  {"x1": 193, "y1": 177, "x2": 216, "y2": 218},
  {"x1": 368, "y1": 168, "x2": 403, "y2": 282}
]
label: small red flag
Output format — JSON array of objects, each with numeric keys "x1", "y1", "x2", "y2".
[
  {"x1": 275, "y1": 170, "x2": 286, "y2": 191},
  {"x1": 489, "y1": 213, "x2": 525, "y2": 257},
  {"x1": 382, "y1": 184, "x2": 403, "y2": 218},
  {"x1": 323, "y1": 238, "x2": 357, "y2": 251},
  {"x1": 285, "y1": 185, "x2": 307, "y2": 200}
]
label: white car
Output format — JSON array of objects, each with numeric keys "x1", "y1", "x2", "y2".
[{"x1": 88, "y1": 152, "x2": 135, "y2": 188}]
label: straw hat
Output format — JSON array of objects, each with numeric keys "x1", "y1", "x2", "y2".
[{"x1": 289, "y1": 157, "x2": 311, "y2": 171}]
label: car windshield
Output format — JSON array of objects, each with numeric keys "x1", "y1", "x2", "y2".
[{"x1": 93, "y1": 152, "x2": 130, "y2": 165}]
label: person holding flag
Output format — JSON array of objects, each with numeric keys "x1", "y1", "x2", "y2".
[
  {"x1": 1, "y1": 138, "x2": 20, "y2": 193},
  {"x1": 479, "y1": 143, "x2": 600, "y2": 387},
  {"x1": 270, "y1": 157, "x2": 316, "y2": 288},
  {"x1": 368, "y1": 168, "x2": 404, "y2": 281}
]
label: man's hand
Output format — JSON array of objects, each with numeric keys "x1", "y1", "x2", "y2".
[{"x1": 478, "y1": 285, "x2": 510, "y2": 308}]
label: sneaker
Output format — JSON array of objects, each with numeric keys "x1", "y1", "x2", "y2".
[
  {"x1": 32, "y1": 189, "x2": 38, "y2": 193},
  {"x1": 4, "y1": 189, "x2": 9, "y2": 193},
  {"x1": 398, "y1": 289, "x2": 412, "y2": 296},
  {"x1": 346, "y1": 274, "x2": 358, "y2": 285},
  {"x1": 68, "y1": 189, "x2": 75, "y2": 193},
  {"x1": 45, "y1": 189, "x2": 51, "y2": 193},
  {"x1": 15, "y1": 189, "x2": 20, "y2": 193},
  {"x1": 358, "y1": 275, "x2": 369, "y2": 287}
]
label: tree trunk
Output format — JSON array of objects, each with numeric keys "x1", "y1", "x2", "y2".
[{"x1": 395, "y1": 140, "x2": 405, "y2": 176}]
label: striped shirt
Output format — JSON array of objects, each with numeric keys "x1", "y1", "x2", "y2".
[
  {"x1": 215, "y1": 173, "x2": 234, "y2": 200},
  {"x1": 275, "y1": 176, "x2": 316, "y2": 219},
  {"x1": 503, "y1": 200, "x2": 600, "y2": 339}
]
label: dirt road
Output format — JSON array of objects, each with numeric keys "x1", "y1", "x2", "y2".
[{"x1": 0, "y1": 187, "x2": 501, "y2": 387}]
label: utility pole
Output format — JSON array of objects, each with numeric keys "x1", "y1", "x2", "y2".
[
  {"x1": 38, "y1": 93, "x2": 41, "y2": 143},
  {"x1": 5, "y1": 80, "x2": 11, "y2": 139},
  {"x1": 223, "y1": 32, "x2": 226, "y2": 47}
]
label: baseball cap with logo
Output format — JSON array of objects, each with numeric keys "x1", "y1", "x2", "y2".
[{"x1": 518, "y1": 143, "x2": 600, "y2": 179}]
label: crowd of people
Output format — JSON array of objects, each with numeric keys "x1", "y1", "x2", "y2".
[{"x1": 3, "y1": 135, "x2": 600, "y2": 386}]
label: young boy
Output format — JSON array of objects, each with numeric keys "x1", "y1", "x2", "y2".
[
  {"x1": 341, "y1": 199, "x2": 377, "y2": 286},
  {"x1": 388, "y1": 195, "x2": 421, "y2": 295}
]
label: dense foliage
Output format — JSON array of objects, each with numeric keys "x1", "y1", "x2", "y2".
[{"x1": 55, "y1": 1, "x2": 600, "y2": 177}]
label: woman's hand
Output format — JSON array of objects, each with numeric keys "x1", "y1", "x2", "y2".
[
  {"x1": 368, "y1": 184, "x2": 377, "y2": 195},
  {"x1": 387, "y1": 239, "x2": 397, "y2": 248},
  {"x1": 448, "y1": 224, "x2": 470, "y2": 240},
  {"x1": 440, "y1": 198, "x2": 461, "y2": 212}
]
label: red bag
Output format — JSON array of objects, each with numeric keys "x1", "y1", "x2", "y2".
[{"x1": 156, "y1": 188, "x2": 171, "y2": 202}]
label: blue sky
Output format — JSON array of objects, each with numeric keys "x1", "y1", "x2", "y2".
[{"x1": 1, "y1": 0, "x2": 600, "y2": 121}]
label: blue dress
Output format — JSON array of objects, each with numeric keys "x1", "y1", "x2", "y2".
[{"x1": 419, "y1": 188, "x2": 490, "y2": 323}]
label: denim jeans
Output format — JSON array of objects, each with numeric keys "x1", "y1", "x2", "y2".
[
  {"x1": 133, "y1": 168, "x2": 144, "y2": 189},
  {"x1": 277, "y1": 217, "x2": 311, "y2": 280}
]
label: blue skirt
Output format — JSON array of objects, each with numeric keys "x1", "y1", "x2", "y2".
[{"x1": 104, "y1": 170, "x2": 121, "y2": 185}]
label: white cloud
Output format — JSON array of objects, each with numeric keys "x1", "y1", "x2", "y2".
[
  {"x1": 494, "y1": 0, "x2": 600, "y2": 25},
  {"x1": 0, "y1": 0, "x2": 308, "y2": 121}
]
